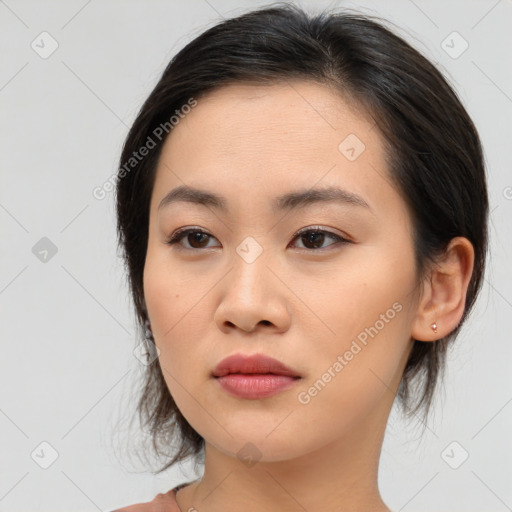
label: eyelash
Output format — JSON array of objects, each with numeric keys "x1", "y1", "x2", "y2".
[{"x1": 165, "y1": 226, "x2": 351, "y2": 252}]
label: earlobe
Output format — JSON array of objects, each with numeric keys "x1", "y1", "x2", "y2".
[{"x1": 411, "y1": 237, "x2": 475, "y2": 342}]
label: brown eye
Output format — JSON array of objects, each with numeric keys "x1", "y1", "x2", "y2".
[
  {"x1": 166, "y1": 229, "x2": 218, "y2": 250},
  {"x1": 290, "y1": 228, "x2": 348, "y2": 251}
]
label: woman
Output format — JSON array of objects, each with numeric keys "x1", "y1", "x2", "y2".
[{"x1": 112, "y1": 4, "x2": 488, "y2": 511}]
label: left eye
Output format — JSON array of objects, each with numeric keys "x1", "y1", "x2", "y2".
[
  {"x1": 165, "y1": 227, "x2": 349, "y2": 251},
  {"x1": 291, "y1": 228, "x2": 348, "y2": 250}
]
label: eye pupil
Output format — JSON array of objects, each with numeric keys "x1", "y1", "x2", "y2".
[
  {"x1": 302, "y1": 231, "x2": 325, "y2": 249},
  {"x1": 189, "y1": 231, "x2": 209, "y2": 248}
]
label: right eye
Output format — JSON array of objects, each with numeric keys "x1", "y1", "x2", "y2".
[{"x1": 165, "y1": 228, "x2": 219, "y2": 250}]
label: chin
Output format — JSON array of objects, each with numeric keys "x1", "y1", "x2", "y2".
[{"x1": 205, "y1": 425, "x2": 317, "y2": 464}]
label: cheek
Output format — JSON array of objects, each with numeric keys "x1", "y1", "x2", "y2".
[
  {"x1": 144, "y1": 256, "x2": 216, "y2": 442},
  {"x1": 144, "y1": 246, "x2": 203, "y2": 334},
  {"x1": 143, "y1": 249, "x2": 213, "y2": 384},
  {"x1": 299, "y1": 243, "x2": 416, "y2": 344},
  {"x1": 297, "y1": 245, "x2": 417, "y2": 405},
  {"x1": 293, "y1": 302, "x2": 413, "y2": 445}
]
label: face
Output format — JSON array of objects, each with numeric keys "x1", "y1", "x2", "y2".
[{"x1": 143, "y1": 81, "x2": 418, "y2": 462}]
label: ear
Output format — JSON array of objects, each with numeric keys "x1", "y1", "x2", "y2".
[{"x1": 411, "y1": 237, "x2": 475, "y2": 342}]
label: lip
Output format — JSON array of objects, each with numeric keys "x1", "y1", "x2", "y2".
[
  {"x1": 212, "y1": 353, "x2": 302, "y2": 399},
  {"x1": 212, "y1": 353, "x2": 301, "y2": 378}
]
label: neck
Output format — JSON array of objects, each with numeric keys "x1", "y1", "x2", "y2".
[{"x1": 176, "y1": 402, "x2": 393, "y2": 512}]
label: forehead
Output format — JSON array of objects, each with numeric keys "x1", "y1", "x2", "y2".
[
  {"x1": 166, "y1": 81, "x2": 376, "y2": 156},
  {"x1": 152, "y1": 81, "x2": 398, "y2": 216}
]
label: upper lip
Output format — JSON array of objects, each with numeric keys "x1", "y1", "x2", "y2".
[{"x1": 212, "y1": 353, "x2": 301, "y2": 378}]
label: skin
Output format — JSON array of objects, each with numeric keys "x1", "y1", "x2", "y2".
[{"x1": 143, "y1": 81, "x2": 474, "y2": 512}]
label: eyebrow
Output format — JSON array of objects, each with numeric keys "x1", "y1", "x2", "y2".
[{"x1": 157, "y1": 184, "x2": 371, "y2": 214}]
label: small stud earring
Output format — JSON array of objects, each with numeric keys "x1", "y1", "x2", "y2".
[{"x1": 431, "y1": 322, "x2": 437, "y2": 334}]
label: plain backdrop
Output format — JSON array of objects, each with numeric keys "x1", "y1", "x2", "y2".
[{"x1": 1, "y1": 1, "x2": 511, "y2": 511}]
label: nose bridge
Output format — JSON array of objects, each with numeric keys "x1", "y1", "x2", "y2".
[{"x1": 229, "y1": 234, "x2": 271, "y2": 298}]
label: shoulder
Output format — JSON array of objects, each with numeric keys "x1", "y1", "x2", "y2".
[{"x1": 110, "y1": 486, "x2": 184, "y2": 512}]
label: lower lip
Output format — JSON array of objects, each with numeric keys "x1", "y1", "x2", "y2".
[{"x1": 215, "y1": 374, "x2": 300, "y2": 399}]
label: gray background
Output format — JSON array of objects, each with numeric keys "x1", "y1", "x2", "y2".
[{"x1": 1, "y1": 0, "x2": 511, "y2": 511}]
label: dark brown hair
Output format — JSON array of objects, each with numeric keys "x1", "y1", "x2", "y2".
[{"x1": 115, "y1": 3, "x2": 488, "y2": 473}]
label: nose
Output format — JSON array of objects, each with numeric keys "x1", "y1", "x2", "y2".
[{"x1": 213, "y1": 245, "x2": 291, "y2": 335}]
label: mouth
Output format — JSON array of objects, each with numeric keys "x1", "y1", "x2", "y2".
[{"x1": 212, "y1": 353, "x2": 301, "y2": 399}]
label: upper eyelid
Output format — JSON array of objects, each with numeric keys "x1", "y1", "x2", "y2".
[{"x1": 170, "y1": 225, "x2": 345, "y2": 237}]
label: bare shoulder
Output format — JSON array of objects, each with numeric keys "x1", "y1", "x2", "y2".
[{"x1": 110, "y1": 489, "x2": 181, "y2": 512}]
